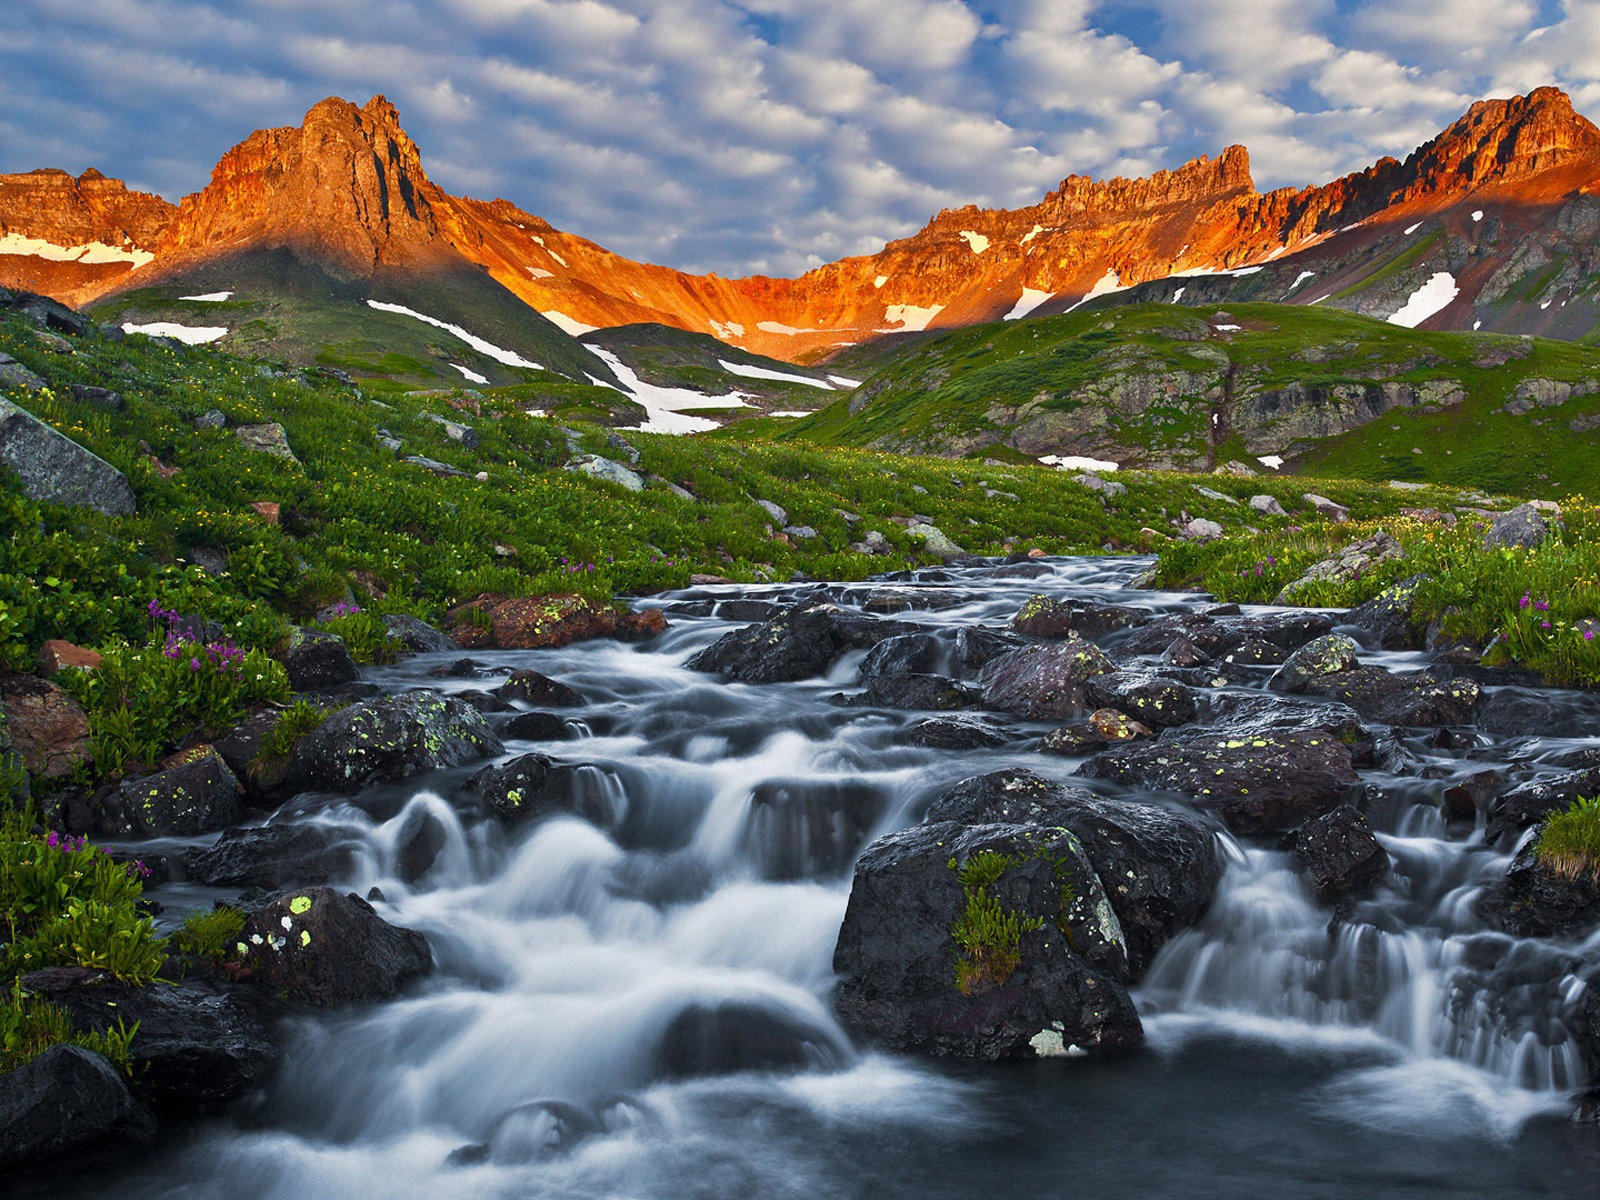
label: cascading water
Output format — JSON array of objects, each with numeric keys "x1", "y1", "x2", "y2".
[{"x1": 25, "y1": 558, "x2": 1600, "y2": 1199}]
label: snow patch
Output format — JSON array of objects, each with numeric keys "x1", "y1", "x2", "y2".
[
  {"x1": 1288, "y1": 271, "x2": 1316, "y2": 292},
  {"x1": 180, "y1": 291, "x2": 232, "y2": 302},
  {"x1": 958, "y1": 230, "x2": 990, "y2": 253},
  {"x1": 881, "y1": 304, "x2": 943, "y2": 332},
  {"x1": 1472, "y1": 210, "x2": 1484, "y2": 222},
  {"x1": 527, "y1": 267, "x2": 553, "y2": 279},
  {"x1": 365, "y1": 300, "x2": 543, "y2": 369},
  {"x1": 121, "y1": 321, "x2": 227, "y2": 345},
  {"x1": 1226, "y1": 265, "x2": 1263, "y2": 277},
  {"x1": 0, "y1": 232, "x2": 153, "y2": 267},
  {"x1": 1040, "y1": 454, "x2": 1119, "y2": 472},
  {"x1": 548, "y1": 250, "x2": 568, "y2": 268},
  {"x1": 828, "y1": 374, "x2": 862, "y2": 388},
  {"x1": 1172, "y1": 286, "x2": 1186, "y2": 302},
  {"x1": 588, "y1": 346, "x2": 748, "y2": 435},
  {"x1": 1473, "y1": 320, "x2": 1482, "y2": 330},
  {"x1": 541, "y1": 310, "x2": 598, "y2": 337},
  {"x1": 1066, "y1": 269, "x2": 1123, "y2": 312},
  {"x1": 873, "y1": 275, "x2": 888, "y2": 289},
  {"x1": 757, "y1": 320, "x2": 824, "y2": 335},
  {"x1": 718, "y1": 358, "x2": 833, "y2": 390},
  {"x1": 1020, "y1": 224, "x2": 1045, "y2": 245},
  {"x1": 1003, "y1": 287, "x2": 1053, "y2": 321},
  {"x1": 1213, "y1": 323, "x2": 1242, "y2": 332},
  {"x1": 768, "y1": 410, "x2": 809, "y2": 417},
  {"x1": 1404, "y1": 222, "x2": 1423, "y2": 235},
  {"x1": 1258, "y1": 455, "x2": 1284, "y2": 470},
  {"x1": 451, "y1": 363, "x2": 489, "y2": 384},
  {"x1": 1309, "y1": 294, "x2": 1332, "y2": 305},
  {"x1": 1387, "y1": 272, "x2": 1459, "y2": 328},
  {"x1": 710, "y1": 319, "x2": 746, "y2": 340}
]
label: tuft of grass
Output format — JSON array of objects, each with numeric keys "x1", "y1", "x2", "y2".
[
  {"x1": 1534, "y1": 795, "x2": 1600, "y2": 879},
  {"x1": 172, "y1": 905, "x2": 247, "y2": 961},
  {"x1": 1, "y1": 978, "x2": 137, "y2": 1075},
  {"x1": 948, "y1": 851, "x2": 1044, "y2": 995}
]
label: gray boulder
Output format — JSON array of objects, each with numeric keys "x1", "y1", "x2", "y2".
[
  {"x1": 105, "y1": 750, "x2": 242, "y2": 837},
  {"x1": 382, "y1": 613, "x2": 460, "y2": 654},
  {"x1": 567, "y1": 454, "x2": 644, "y2": 491},
  {"x1": 425, "y1": 413, "x2": 479, "y2": 448},
  {"x1": 234, "y1": 422, "x2": 298, "y2": 463},
  {"x1": 907, "y1": 522, "x2": 966, "y2": 560},
  {"x1": 1482, "y1": 503, "x2": 1555, "y2": 550},
  {"x1": 0, "y1": 397, "x2": 135, "y2": 515}
]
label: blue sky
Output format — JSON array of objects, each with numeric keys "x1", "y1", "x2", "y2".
[{"x1": 2, "y1": 0, "x2": 1595, "y2": 276}]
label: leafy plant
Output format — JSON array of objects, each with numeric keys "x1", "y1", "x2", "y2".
[
  {"x1": 1534, "y1": 795, "x2": 1600, "y2": 879},
  {"x1": 948, "y1": 851, "x2": 1044, "y2": 995}
]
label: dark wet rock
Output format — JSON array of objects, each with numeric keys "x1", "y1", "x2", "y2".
[
  {"x1": 1477, "y1": 688, "x2": 1600, "y2": 739},
  {"x1": 382, "y1": 614, "x2": 460, "y2": 655},
  {"x1": 1161, "y1": 636, "x2": 1208, "y2": 667},
  {"x1": 428, "y1": 657, "x2": 485, "y2": 679},
  {"x1": 746, "y1": 778, "x2": 888, "y2": 879},
  {"x1": 1441, "y1": 770, "x2": 1505, "y2": 821},
  {"x1": 1196, "y1": 691, "x2": 1368, "y2": 745},
  {"x1": 838, "y1": 674, "x2": 981, "y2": 711},
  {"x1": 978, "y1": 638, "x2": 1118, "y2": 720},
  {"x1": 470, "y1": 753, "x2": 624, "y2": 828},
  {"x1": 395, "y1": 808, "x2": 448, "y2": 883},
  {"x1": 183, "y1": 823, "x2": 359, "y2": 889},
  {"x1": 859, "y1": 632, "x2": 943, "y2": 678},
  {"x1": 454, "y1": 689, "x2": 513, "y2": 714},
  {"x1": 833, "y1": 821, "x2": 1142, "y2": 1060},
  {"x1": 924, "y1": 769, "x2": 1220, "y2": 974},
  {"x1": 897, "y1": 715, "x2": 1011, "y2": 750},
  {"x1": 952, "y1": 627, "x2": 1024, "y2": 674},
  {"x1": 501, "y1": 711, "x2": 579, "y2": 741},
  {"x1": 1039, "y1": 725, "x2": 1107, "y2": 756},
  {"x1": 1345, "y1": 573, "x2": 1431, "y2": 650},
  {"x1": 238, "y1": 888, "x2": 431, "y2": 1006},
  {"x1": 1080, "y1": 724, "x2": 1363, "y2": 835},
  {"x1": 1482, "y1": 503, "x2": 1555, "y2": 551},
  {"x1": 1478, "y1": 850, "x2": 1600, "y2": 939},
  {"x1": 25, "y1": 970, "x2": 283, "y2": 1112},
  {"x1": 1082, "y1": 669, "x2": 1196, "y2": 729},
  {"x1": 657, "y1": 1000, "x2": 849, "y2": 1078},
  {"x1": 1121, "y1": 609, "x2": 1334, "y2": 661},
  {"x1": 283, "y1": 627, "x2": 358, "y2": 691},
  {"x1": 104, "y1": 749, "x2": 241, "y2": 837},
  {"x1": 1086, "y1": 708, "x2": 1155, "y2": 741},
  {"x1": 1270, "y1": 633, "x2": 1360, "y2": 693},
  {"x1": 1009, "y1": 595, "x2": 1148, "y2": 641},
  {"x1": 288, "y1": 691, "x2": 502, "y2": 793},
  {"x1": 0, "y1": 1044, "x2": 154, "y2": 1166},
  {"x1": 1289, "y1": 805, "x2": 1389, "y2": 901},
  {"x1": 688, "y1": 600, "x2": 913, "y2": 683},
  {"x1": 1301, "y1": 667, "x2": 1481, "y2": 727},
  {"x1": 1487, "y1": 767, "x2": 1600, "y2": 842},
  {"x1": 495, "y1": 670, "x2": 584, "y2": 707},
  {"x1": 0, "y1": 396, "x2": 136, "y2": 516}
]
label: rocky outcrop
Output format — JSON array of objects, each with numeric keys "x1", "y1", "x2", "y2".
[
  {"x1": 0, "y1": 1044, "x2": 155, "y2": 1167},
  {"x1": 237, "y1": 888, "x2": 431, "y2": 1006},
  {"x1": 100, "y1": 749, "x2": 242, "y2": 837},
  {"x1": 689, "y1": 600, "x2": 913, "y2": 683},
  {"x1": 0, "y1": 397, "x2": 136, "y2": 516},
  {"x1": 288, "y1": 691, "x2": 502, "y2": 792},
  {"x1": 0, "y1": 676, "x2": 91, "y2": 781}
]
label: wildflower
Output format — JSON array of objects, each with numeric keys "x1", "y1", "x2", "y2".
[
  {"x1": 1588, "y1": 630, "x2": 1596, "y2": 642},
  {"x1": 1520, "y1": 593, "x2": 1532, "y2": 609},
  {"x1": 190, "y1": 657, "x2": 202, "y2": 672}
]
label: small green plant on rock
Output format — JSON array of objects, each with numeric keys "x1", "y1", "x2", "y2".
[
  {"x1": 172, "y1": 905, "x2": 247, "y2": 962},
  {"x1": 948, "y1": 850, "x2": 1044, "y2": 995},
  {"x1": 0, "y1": 979, "x2": 137, "y2": 1075},
  {"x1": 1533, "y1": 794, "x2": 1600, "y2": 879}
]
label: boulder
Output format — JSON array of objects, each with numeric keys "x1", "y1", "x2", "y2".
[
  {"x1": 1079, "y1": 724, "x2": 1363, "y2": 835},
  {"x1": 17, "y1": 295, "x2": 89, "y2": 336},
  {"x1": 1344, "y1": 573, "x2": 1431, "y2": 650},
  {"x1": 1270, "y1": 633, "x2": 1361, "y2": 693},
  {"x1": 977, "y1": 638, "x2": 1118, "y2": 720},
  {"x1": 425, "y1": 413, "x2": 479, "y2": 448},
  {"x1": 0, "y1": 359, "x2": 46, "y2": 391},
  {"x1": 1179, "y1": 518, "x2": 1224, "y2": 542},
  {"x1": 24, "y1": 969, "x2": 282, "y2": 1112},
  {"x1": 104, "y1": 749, "x2": 241, "y2": 837},
  {"x1": 288, "y1": 691, "x2": 502, "y2": 793},
  {"x1": 183, "y1": 823, "x2": 359, "y2": 888},
  {"x1": 1039, "y1": 724, "x2": 1108, "y2": 756},
  {"x1": 283, "y1": 627, "x2": 358, "y2": 691},
  {"x1": 833, "y1": 821, "x2": 1142, "y2": 1060},
  {"x1": 381, "y1": 614, "x2": 460, "y2": 654},
  {"x1": 0, "y1": 397, "x2": 136, "y2": 515},
  {"x1": 446, "y1": 593, "x2": 665, "y2": 650},
  {"x1": 0, "y1": 676, "x2": 90, "y2": 781},
  {"x1": 906, "y1": 522, "x2": 966, "y2": 560},
  {"x1": 859, "y1": 632, "x2": 944, "y2": 678},
  {"x1": 689, "y1": 601, "x2": 913, "y2": 683},
  {"x1": 1478, "y1": 849, "x2": 1600, "y2": 939},
  {"x1": 1074, "y1": 473, "x2": 1125, "y2": 498},
  {"x1": 237, "y1": 888, "x2": 431, "y2": 1006},
  {"x1": 1274, "y1": 531, "x2": 1403, "y2": 604},
  {"x1": 394, "y1": 808, "x2": 449, "y2": 883},
  {"x1": 896, "y1": 716, "x2": 1010, "y2": 750},
  {"x1": 839, "y1": 675, "x2": 981, "y2": 711},
  {"x1": 470, "y1": 753, "x2": 625, "y2": 828},
  {"x1": 1487, "y1": 767, "x2": 1600, "y2": 843},
  {"x1": 1008, "y1": 595, "x2": 1148, "y2": 641},
  {"x1": 36, "y1": 639, "x2": 102, "y2": 674},
  {"x1": 234, "y1": 422, "x2": 298, "y2": 462},
  {"x1": 1082, "y1": 669, "x2": 1197, "y2": 728},
  {"x1": 566, "y1": 454, "x2": 643, "y2": 491},
  {"x1": 500, "y1": 711, "x2": 579, "y2": 741},
  {"x1": 1297, "y1": 667, "x2": 1480, "y2": 727},
  {"x1": 1289, "y1": 805, "x2": 1389, "y2": 901},
  {"x1": 1302, "y1": 493, "x2": 1350, "y2": 521},
  {"x1": 495, "y1": 670, "x2": 583, "y2": 707},
  {"x1": 0, "y1": 1044, "x2": 155, "y2": 1167},
  {"x1": 755, "y1": 498, "x2": 788, "y2": 525},
  {"x1": 1248, "y1": 494, "x2": 1287, "y2": 517},
  {"x1": 1482, "y1": 503, "x2": 1554, "y2": 550},
  {"x1": 924, "y1": 769, "x2": 1220, "y2": 974},
  {"x1": 1121, "y1": 609, "x2": 1334, "y2": 660}
]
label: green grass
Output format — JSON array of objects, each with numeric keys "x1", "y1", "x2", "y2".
[
  {"x1": 948, "y1": 851, "x2": 1042, "y2": 995},
  {"x1": 1534, "y1": 795, "x2": 1600, "y2": 879}
]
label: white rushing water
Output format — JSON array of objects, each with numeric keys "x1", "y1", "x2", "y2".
[{"x1": 39, "y1": 559, "x2": 1599, "y2": 1200}]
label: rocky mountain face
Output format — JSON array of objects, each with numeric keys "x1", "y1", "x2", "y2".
[
  {"x1": 0, "y1": 169, "x2": 173, "y2": 305},
  {"x1": 5, "y1": 88, "x2": 1600, "y2": 360}
]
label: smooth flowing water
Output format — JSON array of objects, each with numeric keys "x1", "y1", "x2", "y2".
[{"x1": 26, "y1": 559, "x2": 1600, "y2": 1198}]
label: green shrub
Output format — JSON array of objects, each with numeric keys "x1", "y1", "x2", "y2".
[
  {"x1": 948, "y1": 851, "x2": 1043, "y2": 995},
  {"x1": 315, "y1": 606, "x2": 400, "y2": 664},
  {"x1": 172, "y1": 905, "x2": 246, "y2": 961},
  {"x1": 1534, "y1": 795, "x2": 1600, "y2": 879},
  {"x1": 255, "y1": 699, "x2": 335, "y2": 767}
]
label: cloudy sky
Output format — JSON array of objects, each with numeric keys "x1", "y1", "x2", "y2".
[{"x1": 3, "y1": 0, "x2": 1597, "y2": 276}]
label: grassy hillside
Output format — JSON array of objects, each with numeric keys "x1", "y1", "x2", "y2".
[{"x1": 776, "y1": 302, "x2": 1600, "y2": 496}]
